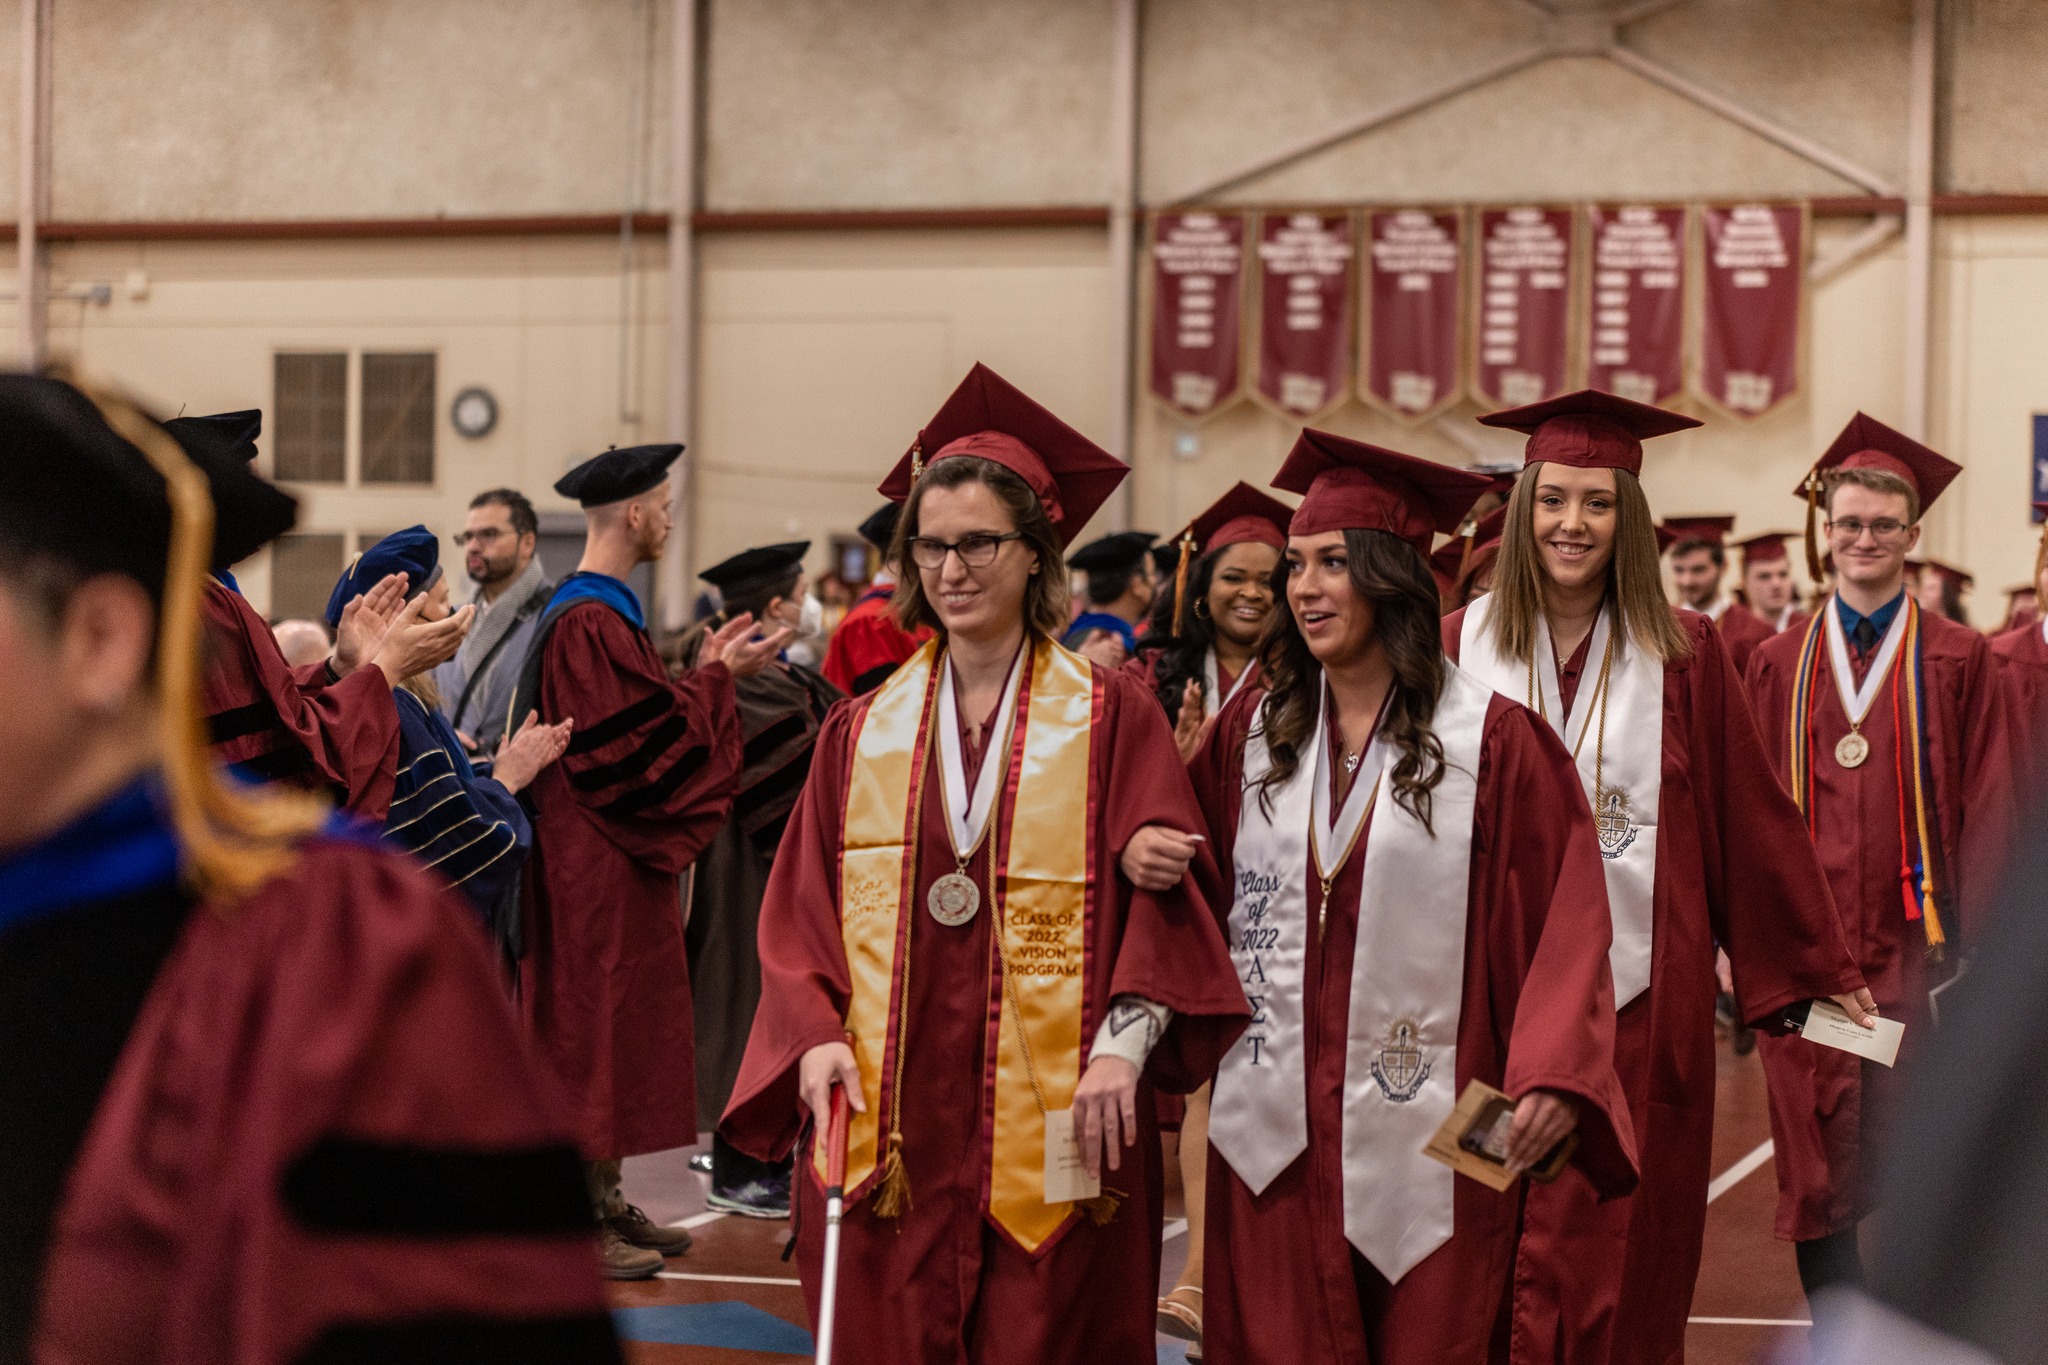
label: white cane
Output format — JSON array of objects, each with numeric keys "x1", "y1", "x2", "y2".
[{"x1": 814, "y1": 1083, "x2": 850, "y2": 1365}]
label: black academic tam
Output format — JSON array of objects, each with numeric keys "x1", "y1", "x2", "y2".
[
  {"x1": 1066, "y1": 529, "x2": 1157, "y2": 574},
  {"x1": 554, "y1": 443, "x2": 682, "y2": 507},
  {"x1": 699, "y1": 541, "x2": 809, "y2": 600}
]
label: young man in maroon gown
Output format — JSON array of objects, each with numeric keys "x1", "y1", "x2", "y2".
[
  {"x1": 0, "y1": 373, "x2": 616, "y2": 1365},
  {"x1": 173, "y1": 412, "x2": 464, "y2": 818},
  {"x1": 1664, "y1": 514, "x2": 1775, "y2": 676},
  {"x1": 723, "y1": 364, "x2": 1247, "y2": 1365},
  {"x1": 822, "y1": 503, "x2": 932, "y2": 695},
  {"x1": 1733, "y1": 530, "x2": 1808, "y2": 635},
  {"x1": 1444, "y1": 392, "x2": 1871, "y2": 1365},
  {"x1": 1748, "y1": 414, "x2": 2017, "y2": 1298},
  {"x1": 510, "y1": 442, "x2": 788, "y2": 1279},
  {"x1": 1188, "y1": 430, "x2": 1635, "y2": 1365}
]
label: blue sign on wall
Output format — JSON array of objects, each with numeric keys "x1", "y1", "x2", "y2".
[{"x1": 2034, "y1": 414, "x2": 2048, "y2": 522}]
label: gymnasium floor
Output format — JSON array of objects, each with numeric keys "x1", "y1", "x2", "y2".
[{"x1": 608, "y1": 1032, "x2": 1808, "y2": 1364}]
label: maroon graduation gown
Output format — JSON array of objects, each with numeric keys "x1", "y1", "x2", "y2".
[
  {"x1": 1188, "y1": 681, "x2": 1636, "y2": 1365},
  {"x1": 201, "y1": 579, "x2": 399, "y2": 817},
  {"x1": 1714, "y1": 600, "x2": 1776, "y2": 678},
  {"x1": 1445, "y1": 607, "x2": 1862, "y2": 1365},
  {"x1": 821, "y1": 587, "x2": 932, "y2": 696},
  {"x1": 722, "y1": 661, "x2": 1248, "y2": 1365},
  {"x1": 1747, "y1": 606, "x2": 2017, "y2": 1241},
  {"x1": 1991, "y1": 620, "x2": 2048, "y2": 795},
  {"x1": 521, "y1": 600, "x2": 743, "y2": 1159},
  {"x1": 34, "y1": 840, "x2": 611, "y2": 1365}
]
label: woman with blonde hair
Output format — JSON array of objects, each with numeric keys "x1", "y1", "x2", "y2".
[{"x1": 1442, "y1": 390, "x2": 1873, "y2": 1365}]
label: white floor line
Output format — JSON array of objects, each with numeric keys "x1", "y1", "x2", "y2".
[
  {"x1": 1162, "y1": 1218, "x2": 1189, "y2": 1243},
  {"x1": 672, "y1": 1210, "x2": 727, "y2": 1230},
  {"x1": 1705, "y1": 1139, "x2": 1774, "y2": 1204},
  {"x1": 656, "y1": 1270, "x2": 803, "y2": 1287},
  {"x1": 1688, "y1": 1317, "x2": 1813, "y2": 1327}
]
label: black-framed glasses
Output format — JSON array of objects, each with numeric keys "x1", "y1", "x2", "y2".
[
  {"x1": 1826, "y1": 517, "x2": 1911, "y2": 544},
  {"x1": 451, "y1": 527, "x2": 511, "y2": 548},
  {"x1": 906, "y1": 532, "x2": 1024, "y2": 570}
]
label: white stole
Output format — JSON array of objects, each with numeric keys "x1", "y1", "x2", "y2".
[
  {"x1": 934, "y1": 646, "x2": 1026, "y2": 855},
  {"x1": 1459, "y1": 594, "x2": 1661, "y2": 1009},
  {"x1": 1200, "y1": 646, "x2": 1245, "y2": 721},
  {"x1": 1820, "y1": 594, "x2": 1911, "y2": 728},
  {"x1": 1209, "y1": 666, "x2": 1489, "y2": 1283}
]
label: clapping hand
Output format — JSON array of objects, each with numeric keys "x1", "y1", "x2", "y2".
[{"x1": 492, "y1": 711, "x2": 574, "y2": 795}]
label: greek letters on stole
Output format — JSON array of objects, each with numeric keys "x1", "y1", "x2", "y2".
[
  {"x1": 826, "y1": 637, "x2": 1097, "y2": 1253},
  {"x1": 1209, "y1": 665, "x2": 1489, "y2": 1283},
  {"x1": 1459, "y1": 595, "x2": 1661, "y2": 1008}
]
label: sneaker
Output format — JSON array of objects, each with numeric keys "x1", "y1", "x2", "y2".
[
  {"x1": 707, "y1": 1174, "x2": 792, "y2": 1220},
  {"x1": 599, "y1": 1226, "x2": 664, "y2": 1280},
  {"x1": 1157, "y1": 1284, "x2": 1202, "y2": 1343},
  {"x1": 607, "y1": 1203, "x2": 695, "y2": 1256},
  {"x1": 688, "y1": 1151, "x2": 714, "y2": 1175}
]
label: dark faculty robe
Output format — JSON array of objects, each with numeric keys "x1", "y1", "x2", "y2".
[
  {"x1": 201, "y1": 577, "x2": 399, "y2": 817},
  {"x1": 723, "y1": 660, "x2": 1248, "y2": 1365},
  {"x1": 1188, "y1": 681, "x2": 1637, "y2": 1365},
  {"x1": 517, "y1": 583, "x2": 743, "y2": 1160},
  {"x1": 0, "y1": 780, "x2": 616, "y2": 1365},
  {"x1": 1445, "y1": 606, "x2": 1863, "y2": 1365},
  {"x1": 1747, "y1": 600, "x2": 2016, "y2": 1244}
]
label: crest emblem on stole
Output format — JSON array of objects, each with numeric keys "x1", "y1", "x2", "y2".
[
  {"x1": 1369, "y1": 1018, "x2": 1431, "y2": 1103},
  {"x1": 1594, "y1": 785, "x2": 1638, "y2": 860}
]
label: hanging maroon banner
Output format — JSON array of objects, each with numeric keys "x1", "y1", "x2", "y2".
[
  {"x1": 1359, "y1": 208, "x2": 1463, "y2": 424},
  {"x1": 1254, "y1": 211, "x2": 1354, "y2": 421},
  {"x1": 1473, "y1": 206, "x2": 1575, "y2": 409},
  {"x1": 1149, "y1": 212, "x2": 1246, "y2": 421},
  {"x1": 1585, "y1": 205, "x2": 1686, "y2": 406},
  {"x1": 1697, "y1": 203, "x2": 1805, "y2": 419}
]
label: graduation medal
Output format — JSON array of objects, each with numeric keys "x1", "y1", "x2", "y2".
[
  {"x1": 928, "y1": 870, "x2": 980, "y2": 926},
  {"x1": 1834, "y1": 730, "x2": 1869, "y2": 769}
]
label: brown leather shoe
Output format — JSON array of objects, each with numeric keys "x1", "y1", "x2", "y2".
[
  {"x1": 599, "y1": 1226, "x2": 664, "y2": 1280},
  {"x1": 607, "y1": 1203, "x2": 695, "y2": 1256}
]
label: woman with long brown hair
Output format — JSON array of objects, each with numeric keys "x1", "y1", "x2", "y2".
[
  {"x1": 1189, "y1": 429, "x2": 1636, "y2": 1365},
  {"x1": 1441, "y1": 390, "x2": 1874, "y2": 1365},
  {"x1": 722, "y1": 364, "x2": 1247, "y2": 1365}
]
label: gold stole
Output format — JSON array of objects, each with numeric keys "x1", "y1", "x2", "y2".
[{"x1": 823, "y1": 636, "x2": 1097, "y2": 1252}]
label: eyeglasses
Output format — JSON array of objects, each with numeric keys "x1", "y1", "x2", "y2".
[
  {"x1": 1826, "y1": 518, "x2": 1911, "y2": 544},
  {"x1": 905, "y1": 532, "x2": 1025, "y2": 570},
  {"x1": 451, "y1": 527, "x2": 511, "y2": 548}
]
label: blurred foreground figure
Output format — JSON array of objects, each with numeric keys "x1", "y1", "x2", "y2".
[
  {"x1": 724, "y1": 365, "x2": 1247, "y2": 1364},
  {"x1": 0, "y1": 371, "x2": 616, "y2": 1365},
  {"x1": 1805, "y1": 800, "x2": 2048, "y2": 1365}
]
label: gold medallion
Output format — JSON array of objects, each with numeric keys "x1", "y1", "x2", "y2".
[
  {"x1": 1835, "y1": 731, "x2": 1869, "y2": 769},
  {"x1": 927, "y1": 871, "x2": 981, "y2": 926}
]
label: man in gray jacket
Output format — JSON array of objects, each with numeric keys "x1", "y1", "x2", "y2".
[{"x1": 435, "y1": 488, "x2": 554, "y2": 752}]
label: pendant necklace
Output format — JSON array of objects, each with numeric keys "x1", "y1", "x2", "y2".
[{"x1": 928, "y1": 646, "x2": 1025, "y2": 927}]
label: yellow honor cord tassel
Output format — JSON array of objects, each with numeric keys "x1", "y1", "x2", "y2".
[
  {"x1": 1901, "y1": 611, "x2": 1947, "y2": 959},
  {"x1": 1171, "y1": 531, "x2": 1195, "y2": 638},
  {"x1": 1077, "y1": 1187, "x2": 1124, "y2": 1226},
  {"x1": 870, "y1": 1130, "x2": 913, "y2": 1219}
]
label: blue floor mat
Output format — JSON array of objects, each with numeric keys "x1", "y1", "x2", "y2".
[{"x1": 613, "y1": 1301, "x2": 815, "y2": 1355}]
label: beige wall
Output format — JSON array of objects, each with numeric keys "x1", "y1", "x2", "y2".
[{"x1": 9, "y1": 0, "x2": 2048, "y2": 625}]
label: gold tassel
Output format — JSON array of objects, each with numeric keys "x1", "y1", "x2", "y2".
[
  {"x1": 870, "y1": 1130, "x2": 913, "y2": 1219},
  {"x1": 53, "y1": 360, "x2": 327, "y2": 903},
  {"x1": 1077, "y1": 1186, "x2": 1124, "y2": 1226},
  {"x1": 1803, "y1": 472, "x2": 1825, "y2": 586},
  {"x1": 1171, "y1": 530, "x2": 1195, "y2": 637},
  {"x1": 908, "y1": 440, "x2": 924, "y2": 484}
]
